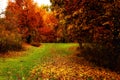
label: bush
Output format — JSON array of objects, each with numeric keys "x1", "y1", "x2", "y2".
[
  {"x1": 0, "y1": 30, "x2": 22, "y2": 53},
  {"x1": 78, "y1": 43, "x2": 120, "y2": 72}
]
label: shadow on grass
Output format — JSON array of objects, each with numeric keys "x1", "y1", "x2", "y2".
[{"x1": 76, "y1": 45, "x2": 120, "y2": 73}]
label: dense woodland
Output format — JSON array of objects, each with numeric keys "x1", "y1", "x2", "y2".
[{"x1": 0, "y1": 0, "x2": 120, "y2": 74}]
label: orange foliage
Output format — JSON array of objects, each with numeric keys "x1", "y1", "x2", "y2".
[{"x1": 5, "y1": 0, "x2": 58, "y2": 42}]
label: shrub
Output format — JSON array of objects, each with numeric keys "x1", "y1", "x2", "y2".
[
  {"x1": 78, "y1": 43, "x2": 120, "y2": 72},
  {"x1": 0, "y1": 30, "x2": 22, "y2": 53}
]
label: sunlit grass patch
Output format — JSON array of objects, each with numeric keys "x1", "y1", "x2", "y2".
[{"x1": 0, "y1": 44, "x2": 50, "y2": 80}]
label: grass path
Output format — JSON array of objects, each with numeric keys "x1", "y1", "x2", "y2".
[
  {"x1": 0, "y1": 43, "x2": 78, "y2": 80},
  {"x1": 1, "y1": 43, "x2": 120, "y2": 80},
  {"x1": 29, "y1": 44, "x2": 120, "y2": 80}
]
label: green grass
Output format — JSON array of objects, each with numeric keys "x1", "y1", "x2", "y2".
[{"x1": 0, "y1": 43, "x2": 78, "y2": 80}]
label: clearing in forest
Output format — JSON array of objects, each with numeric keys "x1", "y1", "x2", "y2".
[{"x1": 0, "y1": 43, "x2": 120, "y2": 80}]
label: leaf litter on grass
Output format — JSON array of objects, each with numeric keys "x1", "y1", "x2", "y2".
[
  {"x1": 29, "y1": 53, "x2": 120, "y2": 80},
  {"x1": 1, "y1": 43, "x2": 120, "y2": 80}
]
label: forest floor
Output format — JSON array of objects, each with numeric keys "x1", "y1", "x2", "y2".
[{"x1": 0, "y1": 43, "x2": 120, "y2": 80}]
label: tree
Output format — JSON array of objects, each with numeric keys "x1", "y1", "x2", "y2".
[
  {"x1": 0, "y1": 0, "x2": 22, "y2": 52},
  {"x1": 50, "y1": 0, "x2": 92, "y2": 44},
  {"x1": 51, "y1": 0, "x2": 120, "y2": 70},
  {"x1": 38, "y1": 6, "x2": 58, "y2": 42},
  {"x1": 6, "y1": 0, "x2": 44, "y2": 43},
  {"x1": 51, "y1": 0, "x2": 120, "y2": 47}
]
